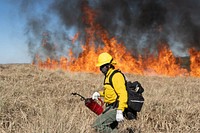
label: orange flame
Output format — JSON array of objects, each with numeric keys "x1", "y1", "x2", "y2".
[
  {"x1": 143, "y1": 44, "x2": 188, "y2": 76},
  {"x1": 189, "y1": 48, "x2": 200, "y2": 77},
  {"x1": 33, "y1": 1, "x2": 200, "y2": 78}
]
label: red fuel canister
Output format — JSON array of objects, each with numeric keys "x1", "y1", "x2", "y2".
[
  {"x1": 71, "y1": 93, "x2": 104, "y2": 115},
  {"x1": 85, "y1": 98, "x2": 104, "y2": 115}
]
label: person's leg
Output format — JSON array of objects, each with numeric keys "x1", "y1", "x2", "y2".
[{"x1": 92, "y1": 108, "x2": 118, "y2": 133}]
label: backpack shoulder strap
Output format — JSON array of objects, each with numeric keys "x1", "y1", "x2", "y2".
[
  {"x1": 104, "y1": 69, "x2": 126, "y2": 91},
  {"x1": 103, "y1": 69, "x2": 120, "y2": 86},
  {"x1": 103, "y1": 69, "x2": 120, "y2": 89},
  {"x1": 109, "y1": 69, "x2": 127, "y2": 99},
  {"x1": 109, "y1": 69, "x2": 121, "y2": 88}
]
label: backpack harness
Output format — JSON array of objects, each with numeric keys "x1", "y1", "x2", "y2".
[{"x1": 104, "y1": 69, "x2": 144, "y2": 117}]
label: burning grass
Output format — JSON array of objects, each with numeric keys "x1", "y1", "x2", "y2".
[{"x1": 0, "y1": 64, "x2": 200, "y2": 133}]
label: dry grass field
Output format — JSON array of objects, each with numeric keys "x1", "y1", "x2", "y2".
[{"x1": 0, "y1": 64, "x2": 199, "y2": 133}]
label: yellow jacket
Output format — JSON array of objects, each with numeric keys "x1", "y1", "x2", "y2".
[{"x1": 99, "y1": 68, "x2": 128, "y2": 111}]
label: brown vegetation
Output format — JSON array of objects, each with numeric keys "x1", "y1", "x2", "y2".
[{"x1": 0, "y1": 64, "x2": 199, "y2": 133}]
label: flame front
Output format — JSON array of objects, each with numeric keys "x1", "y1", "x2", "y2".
[
  {"x1": 189, "y1": 48, "x2": 200, "y2": 77},
  {"x1": 33, "y1": 2, "x2": 200, "y2": 78}
]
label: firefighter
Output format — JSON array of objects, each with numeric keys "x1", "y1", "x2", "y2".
[{"x1": 91, "y1": 52, "x2": 128, "y2": 133}]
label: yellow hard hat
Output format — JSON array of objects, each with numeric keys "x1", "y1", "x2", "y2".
[{"x1": 96, "y1": 52, "x2": 116, "y2": 66}]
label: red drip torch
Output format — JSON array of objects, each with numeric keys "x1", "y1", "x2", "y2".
[{"x1": 71, "y1": 93, "x2": 104, "y2": 115}]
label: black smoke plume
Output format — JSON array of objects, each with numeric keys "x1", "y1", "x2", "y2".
[{"x1": 19, "y1": 0, "x2": 200, "y2": 60}]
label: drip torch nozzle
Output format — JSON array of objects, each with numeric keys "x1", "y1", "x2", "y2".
[{"x1": 71, "y1": 92, "x2": 86, "y2": 101}]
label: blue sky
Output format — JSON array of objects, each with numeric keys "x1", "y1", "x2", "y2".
[{"x1": 0, "y1": 1, "x2": 31, "y2": 64}]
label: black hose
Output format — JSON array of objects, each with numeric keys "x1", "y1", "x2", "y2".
[{"x1": 71, "y1": 92, "x2": 86, "y2": 100}]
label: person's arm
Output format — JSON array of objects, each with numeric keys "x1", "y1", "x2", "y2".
[
  {"x1": 98, "y1": 90, "x2": 104, "y2": 97},
  {"x1": 112, "y1": 73, "x2": 128, "y2": 112}
]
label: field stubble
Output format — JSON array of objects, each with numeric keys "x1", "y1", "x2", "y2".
[{"x1": 0, "y1": 64, "x2": 199, "y2": 133}]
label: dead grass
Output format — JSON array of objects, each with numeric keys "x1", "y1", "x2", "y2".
[{"x1": 0, "y1": 64, "x2": 199, "y2": 133}]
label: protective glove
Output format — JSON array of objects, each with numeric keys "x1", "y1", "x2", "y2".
[
  {"x1": 116, "y1": 110, "x2": 124, "y2": 122},
  {"x1": 92, "y1": 92, "x2": 100, "y2": 100}
]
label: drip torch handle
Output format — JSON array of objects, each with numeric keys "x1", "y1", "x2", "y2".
[{"x1": 98, "y1": 98, "x2": 104, "y2": 107}]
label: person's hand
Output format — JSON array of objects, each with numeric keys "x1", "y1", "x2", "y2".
[
  {"x1": 92, "y1": 92, "x2": 100, "y2": 100},
  {"x1": 116, "y1": 110, "x2": 124, "y2": 122}
]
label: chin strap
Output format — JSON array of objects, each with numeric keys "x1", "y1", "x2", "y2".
[{"x1": 109, "y1": 58, "x2": 113, "y2": 63}]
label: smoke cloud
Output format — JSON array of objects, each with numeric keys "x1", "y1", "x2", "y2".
[{"x1": 19, "y1": 0, "x2": 200, "y2": 59}]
